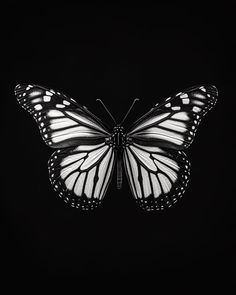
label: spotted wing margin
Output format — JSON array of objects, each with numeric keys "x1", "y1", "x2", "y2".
[
  {"x1": 123, "y1": 143, "x2": 190, "y2": 211},
  {"x1": 48, "y1": 143, "x2": 115, "y2": 210},
  {"x1": 15, "y1": 84, "x2": 110, "y2": 148},
  {"x1": 127, "y1": 85, "x2": 218, "y2": 150}
]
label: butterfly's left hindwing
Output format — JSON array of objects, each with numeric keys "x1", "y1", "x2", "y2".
[
  {"x1": 49, "y1": 143, "x2": 115, "y2": 210},
  {"x1": 15, "y1": 84, "x2": 110, "y2": 148}
]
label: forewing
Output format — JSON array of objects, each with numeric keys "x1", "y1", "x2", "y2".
[
  {"x1": 48, "y1": 143, "x2": 115, "y2": 210},
  {"x1": 123, "y1": 143, "x2": 190, "y2": 211},
  {"x1": 128, "y1": 85, "x2": 218, "y2": 150},
  {"x1": 15, "y1": 84, "x2": 110, "y2": 148}
]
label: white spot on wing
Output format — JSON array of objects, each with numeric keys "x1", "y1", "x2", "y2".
[
  {"x1": 56, "y1": 104, "x2": 65, "y2": 108},
  {"x1": 182, "y1": 98, "x2": 190, "y2": 104},
  {"x1": 192, "y1": 106, "x2": 201, "y2": 113},
  {"x1": 34, "y1": 104, "x2": 42, "y2": 110},
  {"x1": 43, "y1": 95, "x2": 51, "y2": 102},
  {"x1": 63, "y1": 100, "x2": 70, "y2": 106},
  {"x1": 180, "y1": 93, "x2": 188, "y2": 98},
  {"x1": 172, "y1": 106, "x2": 181, "y2": 111}
]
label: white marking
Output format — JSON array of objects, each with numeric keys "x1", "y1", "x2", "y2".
[
  {"x1": 176, "y1": 92, "x2": 182, "y2": 96},
  {"x1": 23, "y1": 93, "x2": 26, "y2": 97},
  {"x1": 84, "y1": 167, "x2": 96, "y2": 198},
  {"x1": 61, "y1": 154, "x2": 86, "y2": 167},
  {"x1": 65, "y1": 172, "x2": 79, "y2": 190},
  {"x1": 43, "y1": 95, "x2": 51, "y2": 102},
  {"x1": 165, "y1": 103, "x2": 171, "y2": 107},
  {"x1": 141, "y1": 167, "x2": 151, "y2": 197},
  {"x1": 193, "y1": 100, "x2": 204, "y2": 106},
  {"x1": 200, "y1": 86, "x2": 206, "y2": 92},
  {"x1": 159, "y1": 173, "x2": 172, "y2": 193},
  {"x1": 165, "y1": 97, "x2": 171, "y2": 101},
  {"x1": 56, "y1": 104, "x2": 65, "y2": 108},
  {"x1": 154, "y1": 160, "x2": 177, "y2": 182},
  {"x1": 130, "y1": 113, "x2": 170, "y2": 134},
  {"x1": 40, "y1": 122, "x2": 44, "y2": 127},
  {"x1": 100, "y1": 151, "x2": 114, "y2": 199},
  {"x1": 124, "y1": 153, "x2": 137, "y2": 199},
  {"x1": 171, "y1": 106, "x2": 181, "y2": 111},
  {"x1": 76, "y1": 143, "x2": 105, "y2": 151},
  {"x1": 47, "y1": 110, "x2": 64, "y2": 118},
  {"x1": 28, "y1": 90, "x2": 42, "y2": 97},
  {"x1": 31, "y1": 98, "x2": 42, "y2": 103},
  {"x1": 46, "y1": 91, "x2": 53, "y2": 96},
  {"x1": 66, "y1": 111, "x2": 108, "y2": 134},
  {"x1": 171, "y1": 112, "x2": 189, "y2": 121},
  {"x1": 80, "y1": 145, "x2": 109, "y2": 170},
  {"x1": 159, "y1": 120, "x2": 187, "y2": 132},
  {"x1": 129, "y1": 146, "x2": 157, "y2": 171},
  {"x1": 134, "y1": 127, "x2": 184, "y2": 145},
  {"x1": 192, "y1": 106, "x2": 201, "y2": 113},
  {"x1": 52, "y1": 126, "x2": 102, "y2": 143},
  {"x1": 127, "y1": 149, "x2": 142, "y2": 198},
  {"x1": 150, "y1": 174, "x2": 161, "y2": 198},
  {"x1": 133, "y1": 143, "x2": 163, "y2": 153},
  {"x1": 63, "y1": 100, "x2": 70, "y2": 106},
  {"x1": 74, "y1": 173, "x2": 86, "y2": 196},
  {"x1": 34, "y1": 104, "x2": 42, "y2": 110},
  {"x1": 50, "y1": 118, "x2": 77, "y2": 130},
  {"x1": 153, "y1": 154, "x2": 179, "y2": 171},
  {"x1": 180, "y1": 93, "x2": 188, "y2": 98},
  {"x1": 61, "y1": 160, "x2": 83, "y2": 179},
  {"x1": 94, "y1": 149, "x2": 112, "y2": 199},
  {"x1": 182, "y1": 98, "x2": 190, "y2": 104}
]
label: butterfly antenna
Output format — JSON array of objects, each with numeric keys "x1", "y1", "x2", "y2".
[
  {"x1": 120, "y1": 98, "x2": 139, "y2": 125},
  {"x1": 96, "y1": 99, "x2": 117, "y2": 124}
]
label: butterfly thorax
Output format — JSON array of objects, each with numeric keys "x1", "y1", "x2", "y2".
[{"x1": 106, "y1": 126, "x2": 130, "y2": 150}]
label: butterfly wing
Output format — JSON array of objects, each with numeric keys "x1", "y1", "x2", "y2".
[
  {"x1": 15, "y1": 84, "x2": 114, "y2": 210},
  {"x1": 124, "y1": 85, "x2": 217, "y2": 211},
  {"x1": 127, "y1": 85, "x2": 218, "y2": 150},
  {"x1": 15, "y1": 84, "x2": 110, "y2": 148},
  {"x1": 123, "y1": 143, "x2": 190, "y2": 211},
  {"x1": 49, "y1": 143, "x2": 115, "y2": 210}
]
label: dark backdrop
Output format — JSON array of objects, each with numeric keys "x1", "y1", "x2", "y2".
[{"x1": 3, "y1": 2, "x2": 234, "y2": 289}]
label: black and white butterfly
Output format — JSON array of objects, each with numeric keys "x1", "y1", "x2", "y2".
[{"x1": 15, "y1": 84, "x2": 218, "y2": 211}]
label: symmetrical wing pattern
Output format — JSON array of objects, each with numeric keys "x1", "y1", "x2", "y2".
[
  {"x1": 15, "y1": 84, "x2": 109, "y2": 148},
  {"x1": 124, "y1": 143, "x2": 190, "y2": 211},
  {"x1": 15, "y1": 83, "x2": 217, "y2": 211},
  {"x1": 128, "y1": 85, "x2": 218, "y2": 150}
]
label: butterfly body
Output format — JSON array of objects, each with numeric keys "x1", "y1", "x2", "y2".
[{"x1": 15, "y1": 84, "x2": 218, "y2": 211}]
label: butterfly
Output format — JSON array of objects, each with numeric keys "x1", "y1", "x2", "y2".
[{"x1": 15, "y1": 84, "x2": 218, "y2": 211}]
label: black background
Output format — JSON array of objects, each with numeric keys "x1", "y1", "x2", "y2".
[{"x1": 3, "y1": 2, "x2": 234, "y2": 289}]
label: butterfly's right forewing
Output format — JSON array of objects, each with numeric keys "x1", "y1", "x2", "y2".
[{"x1": 15, "y1": 84, "x2": 110, "y2": 148}]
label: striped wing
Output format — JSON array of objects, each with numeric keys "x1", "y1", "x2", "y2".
[
  {"x1": 123, "y1": 143, "x2": 190, "y2": 211},
  {"x1": 15, "y1": 84, "x2": 110, "y2": 148},
  {"x1": 127, "y1": 85, "x2": 218, "y2": 150},
  {"x1": 49, "y1": 143, "x2": 115, "y2": 210}
]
